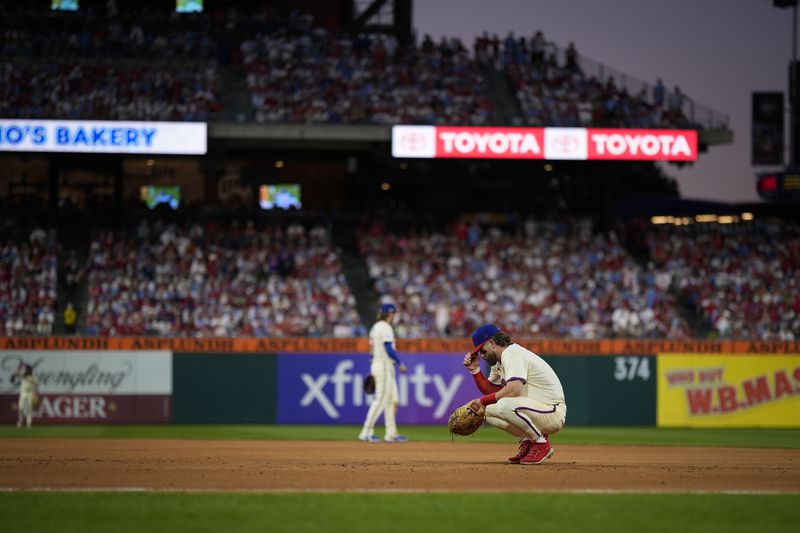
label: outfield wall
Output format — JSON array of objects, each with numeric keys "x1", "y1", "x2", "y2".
[{"x1": 1, "y1": 338, "x2": 798, "y2": 427}]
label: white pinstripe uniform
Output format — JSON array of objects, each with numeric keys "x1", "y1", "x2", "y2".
[
  {"x1": 483, "y1": 344, "x2": 567, "y2": 440},
  {"x1": 359, "y1": 318, "x2": 402, "y2": 440},
  {"x1": 17, "y1": 367, "x2": 39, "y2": 428}
]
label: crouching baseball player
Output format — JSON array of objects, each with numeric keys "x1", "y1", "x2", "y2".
[{"x1": 462, "y1": 324, "x2": 566, "y2": 464}]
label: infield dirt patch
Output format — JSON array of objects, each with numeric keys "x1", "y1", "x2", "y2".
[{"x1": 2, "y1": 438, "x2": 798, "y2": 492}]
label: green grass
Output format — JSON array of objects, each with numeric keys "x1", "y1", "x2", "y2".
[
  {"x1": 2, "y1": 427, "x2": 798, "y2": 532},
  {"x1": 1, "y1": 424, "x2": 799, "y2": 448},
  {"x1": 0, "y1": 493, "x2": 796, "y2": 533}
]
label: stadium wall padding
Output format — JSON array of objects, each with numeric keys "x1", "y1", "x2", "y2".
[
  {"x1": 272, "y1": 352, "x2": 655, "y2": 426},
  {"x1": 5, "y1": 341, "x2": 797, "y2": 426},
  {"x1": 167, "y1": 352, "x2": 656, "y2": 425},
  {"x1": 544, "y1": 355, "x2": 656, "y2": 425},
  {"x1": 172, "y1": 353, "x2": 277, "y2": 423}
]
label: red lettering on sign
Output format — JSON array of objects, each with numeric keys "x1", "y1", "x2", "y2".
[
  {"x1": 718, "y1": 386, "x2": 738, "y2": 412},
  {"x1": 687, "y1": 389, "x2": 713, "y2": 414},
  {"x1": 774, "y1": 370, "x2": 795, "y2": 399},
  {"x1": 742, "y1": 375, "x2": 772, "y2": 406},
  {"x1": 667, "y1": 371, "x2": 694, "y2": 385}
]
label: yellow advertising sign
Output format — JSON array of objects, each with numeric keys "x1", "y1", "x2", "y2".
[{"x1": 658, "y1": 354, "x2": 800, "y2": 427}]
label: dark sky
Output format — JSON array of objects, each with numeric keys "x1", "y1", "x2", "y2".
[{"x1": 414, "y1": 0, "x2": 790, "y2": 203}]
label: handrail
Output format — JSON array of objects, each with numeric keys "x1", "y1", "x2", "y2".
[{"x1": 566, "y1": 47, "x2": 730, "y2": 131}]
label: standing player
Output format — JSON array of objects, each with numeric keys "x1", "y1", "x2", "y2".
[
  {"x1": 359, "y1": 303, "x2": 409, "y2": 443},
  {"x1": 16, "y1": 363, "x2": 40, "y2": 429},
  {"x1": 462, "y1": 324, "x2": 566, "y2": 464}
]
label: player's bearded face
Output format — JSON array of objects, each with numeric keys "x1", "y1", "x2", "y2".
[{"x1": 480, "y1": 343, "x2": 498, "y2": 366}]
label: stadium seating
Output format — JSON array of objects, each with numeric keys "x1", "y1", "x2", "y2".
[
  {"x1": 0, "y1": 3, "x2": 223, "y2": 121},
  {"x1": 84, "y1": 219, "x2": 365, "y2": 337},
  {"x1": 357, "y1": 218, "x2": 691, "y2": 339},
  {"x1": 495, "y1": 33, "x2": 693, "y2": 129},
  {"x1": 241, "y1": 27, "x2": 495, "y2": 125},
  {"x1": 1, "y1": 4, "x2": 722, "y2": 129},
  {"x1": 643, "y1": 220, "x2": 800, "y2": 340},
  {"x1": 0, "y1": 228, "x2": 58, "y2": 336},
  {"x1": 0, "y1": 61, "x2": 221, "y2": 121}
]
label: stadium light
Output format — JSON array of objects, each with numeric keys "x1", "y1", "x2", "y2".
[{"x1": 695, "y1": 214, "x2": 718, "y2": 223}]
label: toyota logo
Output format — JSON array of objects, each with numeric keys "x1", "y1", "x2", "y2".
[
  {"x1": 400, "y1": 132, "x2": 428, "y2": 152},
  {"x1": 552, "y1": 133, "x2": 579, "y2": 154}
]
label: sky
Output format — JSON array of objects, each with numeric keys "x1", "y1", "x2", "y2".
[{"x1": 414, "y1": 0, "x2": 791, "y2": 203}]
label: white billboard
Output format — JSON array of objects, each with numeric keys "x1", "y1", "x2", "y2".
[
  {"x1": 0, "y1": 119, "x2": 207, "y2": 154},
  {"x1": 0, "y1": 351, "x2": 172, "y2": 394}
]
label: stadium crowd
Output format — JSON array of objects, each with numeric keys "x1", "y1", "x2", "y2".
[
  {"x1": 472, "y1": 30, "x2": 693, "y2": 129},
  {"x1": 2, "y1": 214, "x2": 798, "y2": 341},
  {"x1": 0, "y1": 61, "x2": 221, "y2": 121},
  {"x1": 0, "y1": 4, "x2": 220, "y2": 61},
  {"x1": 0, "y1": 3, "x2": 715, "y2": 129},
  {"x1": 84, "y1": 219, "x2": 365, "y2": 338},
  {"x1": 358, "y1": 218, "x2": 691, "y2": 340},
  {"x1": 0, "y1": 227, "x2": 58, "y2": 336},
  {"x1": 643, "y1": 220, "x2": 800, "y2": 340},
  {"x1": 241, "y1": 27, "x2": 494, "y2": 125},
  {"x1": 0, "y1": 1, "x2": 224, "y2": 121}
]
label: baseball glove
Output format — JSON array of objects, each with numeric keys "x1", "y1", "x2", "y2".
[
  {"x1": 363, "y1": 374, "x2": 376, "y2": 395},
  {"x1": 32, "y1": 394, "x2": 41, "y2": 410},
  {"x1": 448, "y1": 399, "x2": 485, "y2": 436}
]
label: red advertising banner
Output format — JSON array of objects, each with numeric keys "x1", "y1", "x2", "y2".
[
  {"x1": 391, "y1": 125, "x2": 698, "y2": 161},
  {"x1": 2, "y1": 337, "x2": 797, "y2": 355},
  {"x1": 435, "y1": 126, "x2": 545, "y2": 159},
  {"x1": 586, "y1": 129, "x2": 697, "y2": 161}
]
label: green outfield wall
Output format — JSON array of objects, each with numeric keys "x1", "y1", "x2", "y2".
[
  {"x1": 544, "y1": 355, "x2": 655, "y2": 425},
  {"x1": 172, "y1": 353, "x2": 278, "y2": 423},
  {"x1": 168, "y1": 352, "x2": 657, "y2": 425},
  {"x1": 3, "y1": 336, "x2": 797, "y2": 427}
]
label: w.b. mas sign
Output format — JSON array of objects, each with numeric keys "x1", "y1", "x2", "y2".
[
  {"x1": 392, "y1": 125, "x2": 698, "y2": 161},
  {"x1": 0, "y1": 119, "x2": 206, "y2": 154}
]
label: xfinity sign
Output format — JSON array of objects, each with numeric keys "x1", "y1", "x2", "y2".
[
  {"x1": 278, "y1": 353, "x2": 476, "y2": 424},
  {"x1": 392, "y1": 125, "x2": 697, "y2": 161},
  {"x1": 0, "y1": 119, "x2": 207, "y2": 154}
]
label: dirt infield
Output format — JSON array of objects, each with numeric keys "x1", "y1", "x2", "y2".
[{"x1": 2, "y1": 438, "x2": 799, "y2": 493}]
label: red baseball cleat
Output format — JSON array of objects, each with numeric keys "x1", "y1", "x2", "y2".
[
  {"x1": 507, "y1": 440, "x2": 532, "y2": 464},
  {"x1": 520, "y1": 440, "x2": 554, "y2": 465}
]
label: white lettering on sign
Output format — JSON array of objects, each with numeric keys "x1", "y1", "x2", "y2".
[
  {"x1": 392, "y1": 126, "x2": 697, "y2": 161},
  {"x1": 439, "y1": 131, "x2": 541, "y2": 155},
  {"x1": 590, "y1": 133, "x2": 694, "y2": 158},
  {"x1": 299, "y1": 359, "x2": 464, "y2": 419},
  {"x1": 37, "y1": 396, "x2": 108, "y2": 419}
]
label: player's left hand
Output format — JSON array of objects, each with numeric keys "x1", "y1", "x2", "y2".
[
  {"x1": 399, "y1": 363, "x2": 407, "y2": 374},
  {"x1": 448, "y1": 399, "x2": 486, "y2": 436}
]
